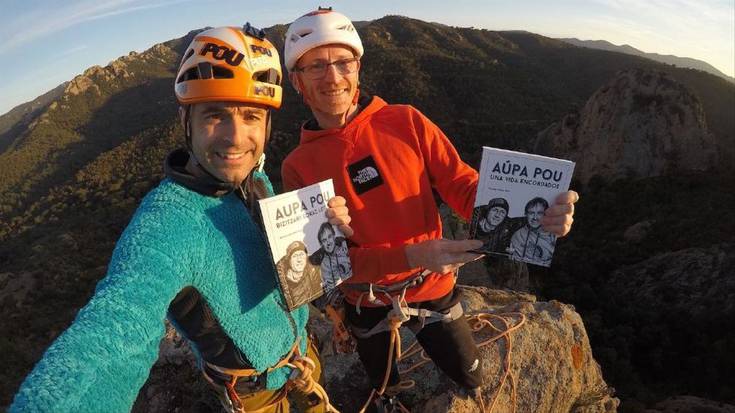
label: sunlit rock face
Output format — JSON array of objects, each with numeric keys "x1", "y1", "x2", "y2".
[{"x1": 536, "y1": 68, "x2": 717, "y2": 185}]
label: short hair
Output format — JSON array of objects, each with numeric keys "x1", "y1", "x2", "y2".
[
  {"x1": 524, "y1": 197, "x2": 549, "y2": 213},
  {"x1": 485, "y1": 197, "x2": 509, "y2": 215},
  {"x1": 317, "y1": 222, "x2": 335, "y2": 241}
]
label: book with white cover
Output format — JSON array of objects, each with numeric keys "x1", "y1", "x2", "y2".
[
  {"x1": 259, "y1": 179, "x2": 352, "y2": 310},
  {"x1": 469, "y1": 147, "x2": 575, "y2": 267}
]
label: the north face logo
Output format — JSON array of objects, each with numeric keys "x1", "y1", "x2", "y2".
[
  {"x1": 352, "y1": 166, "x2": 379, "y2": 185},
  {"x1": 347, "y1": 156, "x2": 384, "y2": 195}
]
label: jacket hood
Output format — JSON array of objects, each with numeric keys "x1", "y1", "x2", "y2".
[
  {"x1": 164, "y1": 149, "x2": 237, "y2": 197},
  {"x1": 299, "y1": 93, "x2": 386, "y2": 145}
]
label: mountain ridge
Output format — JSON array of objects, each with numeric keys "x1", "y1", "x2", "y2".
[
  {"x1": 0, "y1": 83, "x2": 68, "y2": 154},
  {"x1": 560, "y1": 37, "x2": 734, "y2": 83},
  {"x1": 1, "y1": 15, "x2": 733, "y2": 410}
]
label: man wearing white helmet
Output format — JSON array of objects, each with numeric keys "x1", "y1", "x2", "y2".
[
  {"x1": 281, "y1": 7, "x2": 579, "y2": 410},
  {"x1": 10, "y1": 24, "x2": 349, "y2": 413}
]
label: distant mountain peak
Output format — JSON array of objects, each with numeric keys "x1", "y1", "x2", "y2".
[
  {"x1": 536, "y1": 68, "x2": 718, "y2": 183},
  {"x1": 559, "y1": 38, "x2": 734, "y2": 83}
]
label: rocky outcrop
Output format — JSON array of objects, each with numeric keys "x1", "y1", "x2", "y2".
[
  {"x1": 61, "y1": 41, "x2": 175, "y2": 100},
  {"x1": 536, "y1": 69, "x2": 717, "y2": 185},
  {"x1": 64, "y1": 74, "x2": 100, "y2": 96},
  {"x1": 608, "y1": 243, "x2": 735, "y2": 317},
  {"x1": 132, "y1": 287, "x2": 618, "y2": 412},
  {"x1": 622, "y1": 220, "x2": 654, "y2": 243},
  {"x1": 601, "y1": 243, "x2": 735, "y2": 406},
  {"x1": 318, "y1": 286, "x2": 618, "y2": 412},
  {"x1": 132, "y1": 324, "x2": 219, "y2": 413}
]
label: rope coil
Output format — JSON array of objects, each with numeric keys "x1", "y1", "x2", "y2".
[
  {"x1": 287, "y1": 354, "x2": 340, "y2": 413},
  {"x1": 204, "y1": 339, "x2": 341, "y2": 413}
]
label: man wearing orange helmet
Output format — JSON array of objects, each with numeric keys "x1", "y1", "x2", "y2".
[
  {"x1": 10, "y1": 25, "x2": 348, "y2": 413},
  {"x1": 281, "y1": 8, "x2": 579, "y2": 411}
]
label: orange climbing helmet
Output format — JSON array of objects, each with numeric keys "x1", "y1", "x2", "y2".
[{"x1": 175, "y1": 24, "x2": 282, "y2": 109}]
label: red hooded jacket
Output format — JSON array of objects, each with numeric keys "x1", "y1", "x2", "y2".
[{"x1": 282, "y1": 96, "x2": 478, "y2": 305}]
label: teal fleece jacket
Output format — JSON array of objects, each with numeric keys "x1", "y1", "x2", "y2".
[{"x1": 10, "y1": 176, "x2": 308, "y2": 412}]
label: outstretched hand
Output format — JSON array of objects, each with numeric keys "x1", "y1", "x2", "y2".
[
  {"x1": 541, "y1": 190, "x2": 579, "y2": 237},
  {"x1": 325, "y1": 196, "x2": 354, "y2": 237},
  {"x1": 405, "y1": 238, "x2": 484, "y2": 274}
]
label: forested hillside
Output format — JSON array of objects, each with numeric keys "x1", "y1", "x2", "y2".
[{"x1": 1, "y1": 16, "x2": 733, "y2": 410}]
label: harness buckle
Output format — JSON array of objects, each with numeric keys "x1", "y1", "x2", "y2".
[{"x1": 388, "y1": 295, "x2": 411, "y2": 324}]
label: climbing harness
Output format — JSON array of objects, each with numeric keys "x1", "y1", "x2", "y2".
[
  {"x1": 202, "y1": 338, "x2": 340, "y2": 413},
  {"x1": 341, "y1": 270, "x2": 460, "y2": 413},
  {"x1": 337, "y1": 270, "x2": 526, "y2": 413}
]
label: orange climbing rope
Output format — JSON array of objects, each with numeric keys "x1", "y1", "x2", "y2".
[
  {"x1": 203, "y1": 338, "x2": 340, "y2": 413},
  {"x1": 465, "y1": 311, "x2": 526, "y2": 413},
  {"x1": 357, "y1": 292, "x2": 413, "y2": 413},
  {"x1": 286, "y1": 353, "x2": 340, "y2": 413}
]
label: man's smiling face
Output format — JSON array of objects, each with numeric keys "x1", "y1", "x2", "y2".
[{"x1": 187, "y1": 102, "x2": 268, "y2": 184}]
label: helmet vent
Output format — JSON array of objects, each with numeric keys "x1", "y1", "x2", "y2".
[
  {"x1": 295, "y1": 29, "x2": 313, "y2": 37},
  {"x1": 177, "y1": 67, "x2": 199, "y2": 83},
  {"x1": 198, "y1": 62, "x2": 213, "y2": 79},
  {"x1": 183, "y1": 48, "x2": 195, "y2": 63},
  {"x1": 254, "y1": 68, "x2": 281, "y2": 85},
  {"x1": 175, "y1": 63, "x2": 233, "y2": 84},
  {"x1": 175, "y1": 25, "x2": 283, "y2": 108},
  {"x1": 212, "y1": 65, "x2": 234, "y2": 79}
]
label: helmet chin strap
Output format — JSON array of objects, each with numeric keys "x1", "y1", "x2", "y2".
[
  {"x1": 264, "y1": 111, "x2": 272, "y2": 145},
  {"x1": 184, "y1": 105, "x2": 193, "y2": 152}
]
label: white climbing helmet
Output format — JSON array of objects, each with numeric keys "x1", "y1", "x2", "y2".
[{"x1": 284, "y1": 7, "x2": 364, "y2": 72}]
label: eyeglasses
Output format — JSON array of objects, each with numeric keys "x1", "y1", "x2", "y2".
[{"x1": 293, "y1": 57, "x2": 359, "y2": 79}]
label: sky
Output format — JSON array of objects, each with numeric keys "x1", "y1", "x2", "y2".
[{"x1": 1, "y1": 0, "x2": 733, "y2": 115}]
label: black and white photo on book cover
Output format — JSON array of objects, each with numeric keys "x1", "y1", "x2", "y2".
[
  {"x1": 469, "y1": 147, "x2": 575, "y2": 267},
  {"x1": 259, "y1": 179, "x2": 352, "y2": 310}
]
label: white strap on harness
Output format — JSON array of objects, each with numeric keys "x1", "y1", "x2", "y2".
[
  {"x1": 352, "y1": 269, "x2": 433, "y2": 314},
  {"x1": 351, "y1": 297, "x2": 464, "y2": 339},
  {"x1": 346, "y1": 269, "x2": 464, "y2": 338},
  {"x1": 351, "y1": 300, "x2": 464, "y2": 339}
]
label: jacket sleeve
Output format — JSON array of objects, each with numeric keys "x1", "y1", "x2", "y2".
[
  {"x1": 343, "y1": 245, "x2": 410, "y2": 283},
  {"x1": 9, "y1": 202, "x2": 200, "y2": 413},
  {"x1": 411, "y1": 108, "x2": 479, "y2": 221}
]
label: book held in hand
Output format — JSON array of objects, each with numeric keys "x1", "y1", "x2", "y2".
[
  {"x1": 259, "y1": 179, "x2": 352, "y2": 310},
  {"x1": 469, "y1": 147, "x2": 575, "y2": 267}
]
